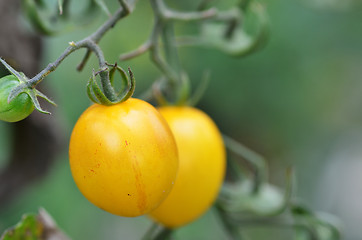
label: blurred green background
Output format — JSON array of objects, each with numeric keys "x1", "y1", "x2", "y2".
[{"x1": 1, "y1": 0, "x2": 362, "y2": 239}]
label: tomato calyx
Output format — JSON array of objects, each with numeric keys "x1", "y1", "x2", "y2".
[
  {"x1": 152, "y1": 70, "x2": 211, "y2": 107},
  {"x1": 87, "y1": 63, "x2": 135, "y2": 105},
  {"x1": 0, "y1": 58, "x2": 56, "y2": 115}
]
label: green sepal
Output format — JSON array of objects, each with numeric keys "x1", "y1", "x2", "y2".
[
  {"x1": 87, "y1": 77, "x2": 101, "y2": 104},
  {"x1": 117, "y1": 66, "x2": 135, "y2": 102},
  {"x1": 109, "y1": 64, "x2": 117, "y2": 86},
  {"x1": 87, "y1": 64, "x2": 135, "y2": 105},
  {"x1": 35, "y1": 89, "x2": 56, "y2": 106},
  {"x1": 201, "y1": 2, "x2": 269, "y2": 57},
  {"x1": 0, "y1": 58, "x2": 56, "y2": 115},
  {"x1": 0, "y1": 59, "x2": 24, "y2": 83},
  {"x1": 175, "y1": 71, "x2": 191, "y2": 106},
  {"x1": 151, "y1": 72, "x2": 190, "y2": 107},
  {"x1": 88, "y1": 70, "x2": 113, "y2": 105},
  {"x1": 177, "y1": 2, "x2": 269, "y2": 57},
  {"x1": 152, "y1": 78, "x2": 171, "y2": 106},
  {"x1": 292, "y1": 204, "x2": 342, "y2": 240},
  {"x1": 187, "y1": 70, "x2": 210, "y2": 106},
  {"x1": 218, "y1": 170, "x2": 292, "y2": 217}
]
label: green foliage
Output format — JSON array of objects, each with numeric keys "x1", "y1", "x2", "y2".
[
  {"x1": 2, "y1": 0, "x2": 362, "y2": 239},
  {"x1": 1, "y1": 209, "x2": 69, "y2": 240},
  {"x1": 292, "y1": 205, "x2": 341, "y2": 240},
  {"x1": 1, "y1": 214, "x2": 42, "y2": 240}
]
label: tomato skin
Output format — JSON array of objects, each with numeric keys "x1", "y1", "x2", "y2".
[
  {"x1": 149, "y1": 106, "x2": 226, "y2": 228},
  {"x1": 69, "y1": 98, "x2": 178, "y2": 217},
  {"x1": 0, "y1": 75, "x2": 34, "y2": 122}
]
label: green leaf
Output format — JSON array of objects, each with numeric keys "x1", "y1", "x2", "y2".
[
  {"x1": 0, "y1": 208, "x2": 69, "y2": 240},
  {"x1": 1, "y1": 214, "x2": 42, "y2": 240}
]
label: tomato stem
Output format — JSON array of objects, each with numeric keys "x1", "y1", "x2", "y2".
[
  {"x1": 149, "y1": 0, "x2": 190, "y2": 105},
  {"x1": 223, "y1": 134, "x2": 267, "y2": 194},
  {"x1": 21, "y1": 0, "x2": 134, "y2": 108},
  {"x1": 141, "y1": 223, "x2": 173, "y2": 240},
  {"x1": 215, "y1": 204, "x2": 245, "y2": 240}
]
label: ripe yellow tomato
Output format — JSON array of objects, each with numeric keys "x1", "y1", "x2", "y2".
[
  {"x1": 149, "y1": 106, "x2": 226, "y2": 228},
  {"x1": 69, "y1": 98, "x2": 178, "y2": 217}
]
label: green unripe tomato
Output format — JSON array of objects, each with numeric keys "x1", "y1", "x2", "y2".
[{"x1": 0, "y1": 75, "x2": 34, "y2": 122}]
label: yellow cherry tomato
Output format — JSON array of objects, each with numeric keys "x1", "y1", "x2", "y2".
[
  {"x1": 69, "y1": 98, "x2": 178, "y2": 217},
  {"x1": 149, "y1": 106, "x2": 226, "y2": 228}
]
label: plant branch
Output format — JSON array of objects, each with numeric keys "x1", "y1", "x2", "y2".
[
  {"x1": 25, "y1": 0, "x2": 133, "y2": 91},
  {"x1": 215, "y1": 204, "x2": 245, "y2": 240},
  {"x1": 148, "y1": 13, "x2": 178, "y2": 83},
  {"x1": 223, "y1": 135, "x2": 268, "y2": 194},
  {"x1": 229, "y1": 217, "x2": 319, "y2": 240},
  {"x1": 119, "y1": 2, "x2": 242, "y2": 62},
  {"x1": 89, "y1": 1, "x2": 131, "y2": 43},
  {"x1": 119, "y1": 41, "x2": 152, "y2": 61},
  {"x1": 149, "y1": 0, "x2": 190, "y2": 104}
]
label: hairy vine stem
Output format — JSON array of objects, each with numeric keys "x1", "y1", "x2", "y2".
[
  {"x1": 0, "y1": 1, "x2": 342, "y2": 239},
  {"x1": 118, "y1": 0, "x2": 257, "y2": 105},
  {"x1": 25, "y1": 0, "x2": 134, "y2": 100},
  {"x1": 223, "y1": 135, "x2": 267, "y2": 194}
]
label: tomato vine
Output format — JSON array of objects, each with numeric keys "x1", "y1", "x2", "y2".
[{"x1": 0, "y1": 1, "x2": 341, "y2": 240}]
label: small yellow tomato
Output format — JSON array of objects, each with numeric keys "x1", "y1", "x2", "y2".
[
  {"x1": 149, "y1": 106, "x2": 226, "y2": 228},
  {"x1": 69, "y1": 98, "x2": 178, "y2": 217}
]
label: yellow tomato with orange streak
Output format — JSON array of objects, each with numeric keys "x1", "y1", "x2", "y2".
[
  {"x1": 69, "y1": 98, "x2": 178, "y2": 217},
  {"x1": 149, "y1": 106, "x2": 226, "y2": 228}
]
